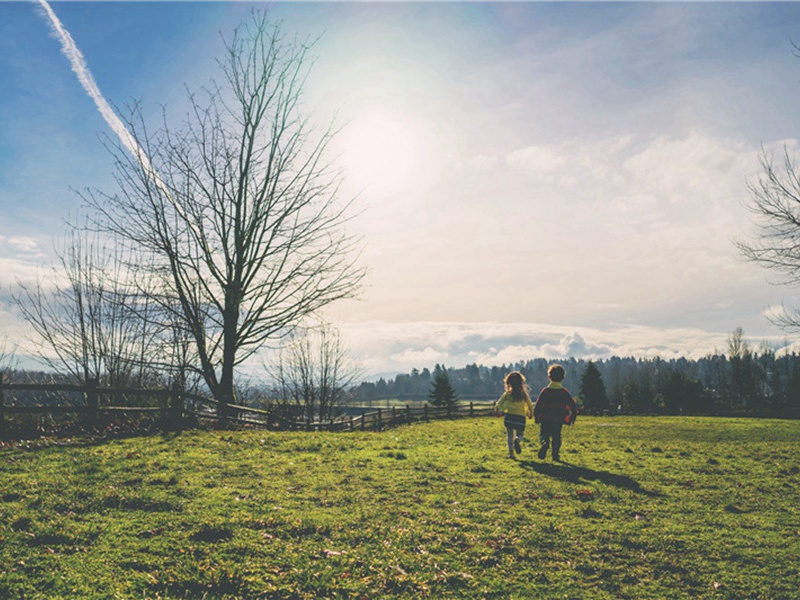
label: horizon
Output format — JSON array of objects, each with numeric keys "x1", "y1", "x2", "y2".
[
  {"x1": 6, "y1": 320, "x2": 791, "y2": 385},
  {"x1": 2, "y1": 1, "x2": 800, "y2": 378}
]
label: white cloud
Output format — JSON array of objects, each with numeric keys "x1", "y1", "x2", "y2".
[
  {"x1": 506, "y1": 145, "x2": 566, "y2": 174},
  {"x1": 776, "y1": 340, "x2": 800, "y2": 357},
  {"x1": 7, "y1": 236, "x2": 41, "y2": 254},
  {"x1": 469, "y1": 155, "x2": 498, "y2": 171},
  {"x1": 500, "y1": 131, "x2": 758, "y2": 214},
  {"x1": 760, "y1": 304, "x2": 800, "y2": 331},
  {"x1": 621, "y1": 131, "x2": 757, "y2": 207},
  {"x1": 0, "y1": 235, "x2": 49, "y2": 285},
  {"x1": 0, "y1": 258, "x2": 42, "y2": 284},
  {"x1": 337, "y1": 320, "x2": 771, "y2": 378},
  {"x1": 389, "y1": 346, "x2": 448, "y2": 366},
  {"x1": 469, "y1": 333, "x2": 615, "y2": 365}
]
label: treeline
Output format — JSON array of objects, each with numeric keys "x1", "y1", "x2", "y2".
[{"x1": 355, "y1": 331, "x2": 800, "y2": 417}]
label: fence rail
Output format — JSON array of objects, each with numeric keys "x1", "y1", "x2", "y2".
[{"x1": 0, "y1": 378, "x2": 495, "y2": 439}]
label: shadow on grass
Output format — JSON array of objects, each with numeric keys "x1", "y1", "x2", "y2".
[{"x1": 518, "y1": 460, "x2": 663, "y2": 497}]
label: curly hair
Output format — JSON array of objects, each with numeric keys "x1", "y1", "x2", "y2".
[{"x1": 504, "y1": 371, "x2": 531, "y2": 403}]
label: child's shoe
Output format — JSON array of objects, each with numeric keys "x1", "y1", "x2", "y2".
[
  {"x1": 513, "y1": 438, "x2": 522, "y2": 455},
  {"x1": 537, "y1": 446, "x2": 547, "y2": 460}
]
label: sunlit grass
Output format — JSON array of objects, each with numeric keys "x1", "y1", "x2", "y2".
[{"x1": 1, "y1": 416, "x2": 798, "y2": 598}]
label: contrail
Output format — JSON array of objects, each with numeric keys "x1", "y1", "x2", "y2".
[
  {"x1": 33, "y1": 0, "x2": 195, "y2": 229},
  {"x1": 34, "y1": 0, "x2": 148, "y2": 169}
]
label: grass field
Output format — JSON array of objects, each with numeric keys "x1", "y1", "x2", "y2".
[{"x1": 0, "y1": 415, "x2": 798, "y2": 599}]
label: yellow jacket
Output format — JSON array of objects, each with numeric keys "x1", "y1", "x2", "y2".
[{"x1": 495, "y1": 391, "x2": 533, "y2": 418}]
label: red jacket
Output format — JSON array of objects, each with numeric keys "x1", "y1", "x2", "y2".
[{"x1": 534, "y1": 384, "x2": 578, "y2": 425}]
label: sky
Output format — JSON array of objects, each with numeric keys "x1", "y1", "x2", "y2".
[{"x1": 2, "y1": 1, "x2": 800, "y2": 379}]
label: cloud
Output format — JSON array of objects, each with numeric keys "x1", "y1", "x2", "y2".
[
  {"x1": 0, "y1": 258, "x2": 42, "y2": 285},
  {"x1": 389, "y1": 346, "x2": 449, "y2": 366},
  {"x1": 337, "y1": 320, "x2": 765, "y2": 378},
  {"x1": 0, "y1": 236, "x2": 48, "y2": 285},
  {"x1": 776, "y1": 340, "x2": 800, "y2": 357},
  {"x1": 499, "y1": 131, "x2": 758, "y2": 208},
  {"x1": 621, "y1": 131, "x2": 757, "y2": 207},
  {"x1": 6, "y1": 236, "x2": 41, "y2": 254},
  {"x1": 543, "y1": 332, "x2": 616, "y2": 358},
  {"x1": 468, "y1": 333, "x2": 615, "y2": 365},
  {"x1": 506, "y1": 145, "x2": 566, "y2": 175},
  {"x1": 469, "y1": 155, "x2": 498, "y2": 171},
  {"x1": 760, "y1": 304, "x2": 800, "y2": 331}
]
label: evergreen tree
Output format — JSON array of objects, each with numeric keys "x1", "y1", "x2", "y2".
[
  {"x1": 579, "y1": 361, "x2": 609, "y2": 414},
  {"x1": 658, "y1": 371, "x2": 711, "y2": 415},
  {"x1": 786, "y1": 357, "x2": 800, "y2": 414},
  {"x1": 429, "y1": 369, "x2": 458, "y2": 407}
]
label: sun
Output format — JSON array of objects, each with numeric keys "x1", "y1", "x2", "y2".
[{"x1": 337, "y1": 106, "x2": 427, "y2": 198}]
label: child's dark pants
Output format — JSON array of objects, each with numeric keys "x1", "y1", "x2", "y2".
[
  {"x1": 538, "y1": 421, "x2": 564, "y2": 459},
  {"x1": 504, "y1": 414, "x2": 526, "y2": 455}
]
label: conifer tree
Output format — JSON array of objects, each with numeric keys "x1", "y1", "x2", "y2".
[
  {"x1": 579, "y1": 361, "x2": 609, "y2": 413},
  {"x1": 429, "y1": 369, "x2": 458, "y2": 407}
]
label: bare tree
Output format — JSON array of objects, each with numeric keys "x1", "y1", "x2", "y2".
[
  {"x1": 736, "y1": 146, "x2": 800, "y2": 328},
  {"x1": 14, "y1": 228, "x2": 163, "y2": 387},
  {"x1": 269, "y1": 321, "x2": 361, "y2": 421},
  {"x1": 0, "y1": 285, "x2": 18, "y2": 375},
  {"x1": 0, "y1": 336, "x2": 17, "y2": 375},
  {"x1": 81, "y1": 14, "x2": 364, "y2": 419},
  {"x1": 726, "y1": 327, "x2": 758, "y2": 410}
]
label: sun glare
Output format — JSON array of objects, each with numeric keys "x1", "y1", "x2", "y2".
[{"x1": 338, "y1": 107, "x2": 426, "y2": 198}]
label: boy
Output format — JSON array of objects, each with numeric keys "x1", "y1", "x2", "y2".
[{"x1": 533, "y1": 364, "x2": 578, "y2": 461}]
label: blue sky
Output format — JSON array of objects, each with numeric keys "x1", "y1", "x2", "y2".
[{"x1": 3, "y1": 1, "x2": 800, "y2": 377}]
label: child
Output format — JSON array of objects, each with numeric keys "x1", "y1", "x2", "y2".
[
  {"x1": 494, "y1": 371, "x2": 534, "y2": 459},
  {"x1": 533, "y1": 364, "x2": 578, "y2": 461}
]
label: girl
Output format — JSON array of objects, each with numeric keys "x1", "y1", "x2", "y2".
[{"x1": 495, "y1": 371, "x2": 534, "y2": 458}]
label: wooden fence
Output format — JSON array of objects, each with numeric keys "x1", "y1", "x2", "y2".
[
  {"x1": 234, "y1": 401, "x2": 498, "y2": 432},
  {"x1": 0, "y1": 378, "x2": 496, "y2": 439}
]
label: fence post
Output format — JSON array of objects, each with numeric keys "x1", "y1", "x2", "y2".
[
  {"x1": 470, "y1": 401, "x2": 474, "y2": 418},
  {"x1": 377, "y1": 408, "x2": 382, "y2": 430},
  {"x1": 85, "y1": 378, "x2": 99, "y2": 427},
  {"x1": 361, "y1": 410, "x2": 365, "y2": 430},
  {"x1": 424, "y1": 403, "x2": 428, "y2": 421},
  {"x1": 391, "y1": 406, "x2": 396, "y2": 425},
  {"x1": 406, "y1": 404, "x2": 411, "y2": 423},
  {"x1": 0, "y1": 374, "x2": 5, "y2": 440},
  {"x1": 167, "y1": 382, "x2": 183, "y2": 433},
  {"x1": 348, "y1": 415, "x2": 353, "y2": 432}
]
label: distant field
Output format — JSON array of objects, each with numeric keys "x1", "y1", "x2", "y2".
[
  {"x1": 0, "y1": 416, "x2": 798, "y2": 599},
  {"x1": 341, "y1": 398, "x2": 496, "y2": 408}
]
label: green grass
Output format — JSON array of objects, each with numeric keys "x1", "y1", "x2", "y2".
[{"x1": 1, "y1": 416, "x2": 799, "y2": 599}]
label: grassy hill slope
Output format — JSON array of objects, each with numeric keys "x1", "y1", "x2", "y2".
[{"x1": 1, "y1": 416, "x2": 799, "y2": 599}]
